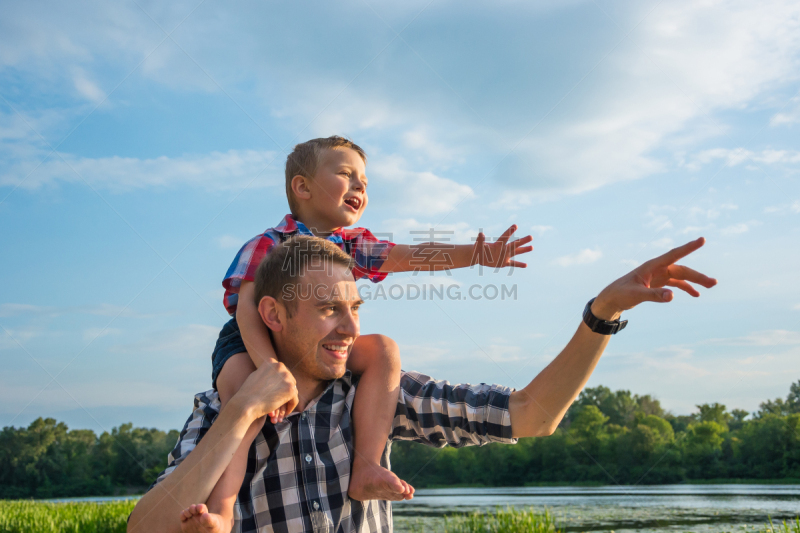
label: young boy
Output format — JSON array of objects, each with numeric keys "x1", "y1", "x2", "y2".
[{"x1": 180, "y1": 136, "x2": 533, "y2": 532}]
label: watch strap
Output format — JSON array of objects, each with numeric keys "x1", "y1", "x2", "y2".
[{"x1": 583, "y1": 297, "x2": 627, "y2": 335}]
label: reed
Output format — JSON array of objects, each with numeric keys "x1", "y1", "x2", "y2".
[
  {"x1": 443, "y1": 506, "x2": 562, "y2": 533},
  {"x1": 0, "y1": 500, "x2": 137, "y2": 533}
]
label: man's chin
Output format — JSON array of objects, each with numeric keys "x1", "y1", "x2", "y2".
[{"x1": 318, "y1": 362, "x2": 347, "y2": 381}]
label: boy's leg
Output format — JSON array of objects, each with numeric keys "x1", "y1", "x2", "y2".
[
  {"x1": 347, "y1": 334, "x2": 415, "y2": 502},
  {"x1": 180, "y1": 352, "x2": 263, "y2": 533}
]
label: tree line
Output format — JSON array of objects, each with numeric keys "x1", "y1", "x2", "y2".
[
  {"x1": 0, "y1": 421, "x2": 178, "y2": 498},
  {"x1": 2, "y1": 383, "x2": 800, "y2": 498},
  {"x1": 391, "y1": 381, "x2": 800, "y2": 487}
]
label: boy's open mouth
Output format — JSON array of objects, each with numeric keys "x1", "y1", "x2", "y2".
[{"x1": 343, "y1": 197, "x2": 361, "y2": 211}]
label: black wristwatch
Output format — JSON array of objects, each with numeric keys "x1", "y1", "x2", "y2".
[{"x1": 583, "y1": 297, "x2": 627, "y2": 335}]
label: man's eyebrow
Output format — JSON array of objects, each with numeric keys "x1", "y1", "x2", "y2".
[{"x1": 315, "y1": 298, "x2": 364, "y2": 307}]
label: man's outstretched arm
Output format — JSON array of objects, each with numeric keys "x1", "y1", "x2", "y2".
[
  {"x1": 509, "y1": 237, "x2": 717, "y2": 438},
  {"x1": 127, "y1": 362, "x2": 297, "y2": 533}
]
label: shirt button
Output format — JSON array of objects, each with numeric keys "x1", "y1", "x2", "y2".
[
  {"x1": 313, "y1": 501, "x2": 320, "y2": 510},
  {"x1": 305, "y1": 454, "x2": 312, "y2": 463},
  {"x1": 301, "y1": 412, "x2": 307, "y2": 420}
]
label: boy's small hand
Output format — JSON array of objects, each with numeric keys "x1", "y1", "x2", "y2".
[
  {"x1": 471, "y1": 225, "x2": 533, "y2": 269},
  {"x1": 269, "y1": 404, "x2": 289, "y2": 424}
]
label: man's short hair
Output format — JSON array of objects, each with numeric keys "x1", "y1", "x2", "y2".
[
  {"x1": 285, "y1": 136, "x2": 367, "y2": 215},
  {"x1": 253, "y1": 235, "x2": 355, "y2": 314}
]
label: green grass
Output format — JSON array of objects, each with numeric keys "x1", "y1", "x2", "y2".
[
  {"x1": 768, "y1": 517, "x2": 800, "y2": 533},
  {"x1": 2, "y1": 500, "x2": 800, "y2": 533},
  {"x1": 442, "y1": 507, "x2": 562, "y2": 533},
  {"x1": 0, "y1": 500, "x2": 137, "y2": 533}
]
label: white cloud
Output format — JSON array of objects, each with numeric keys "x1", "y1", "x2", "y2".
[
  {"x1": 646, "y1": 205, "x2": 676, "y2": 231},
  {"x1": 638, "y1": 347, "x2": 711, "y2": 377},
  {"x1": 0, "y1": 303, "x2": 154, "y2": 318},
  {"x1": 0, "y1": 304, "x2": 54, "y2": 318},
  {"x1": 82, "y1": 327, "x2": 120, "y2": 342},
  {"x1": 478, "y1": 344, "x2": 525, "y2": 364},
  {"x1": 110, "y1": 324, "x2": 220, "y2": 357},
  {"x1": 1, "y1": 149, "x2": 282, "y2": 192},
  {"x1": 689, "y1": 148, "x2": 800, "y2": 169},
  {"x1": 399, "y1": 343, "x2": 451, "y2": 366},
  {"x1": 531, "y1": 225, "x2": 554, "y2": 235},
  {"x1": 499, "y1": 0, "x2": 800, "y2": 193},
  {"x1": 650, "y1": 237, "x2": 674, "y2": 249},
  {"x1": 708, "y1": 330, "x2": 800, "y2": 347},
  {"x1": 4, "y1": 0, "x2": 800, "y2": 200},
  {"x1": 371, "y1": 155, "x2": 474, "y2": 216},
  {"x1": 721, "y1": 223, "x2": 750, "y2": 235},
  {"x1": 764, "y1": 201, "x2": 800, "y2": 214},
  {"x1": 216, "y1": 235, "x2": 244, "y2": 250},
  {"x1": 72, "y1": 69, "x2": 105, "y2": 103},
  {"x1": 680, "y1": 224, "x2": 713, "y2": 235},
  {"x1": 378, "y1": 217, "x2": 475, "y2": 245},
  {"x1": 401, "y1": 128, "x2": 463, "y2": 164},
  {"x1": 552, "y1": 248, "x2": 602, "y2": 267},
  {"x1": 0, "y1": 379, "x2": 202, "y2": 411},
  {"x1": 0, "y1": 326, "x2": 45, "y2": 349},
  {"x1": 721, "y1": 220, "x2": 761, "y2": 235},
  {"x1": 771, "y1": 95, "x2": 800, "y2": 126}
]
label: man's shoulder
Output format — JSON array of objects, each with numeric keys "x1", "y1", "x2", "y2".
[{"x1": 192, "y1": 389, "x2": 221, "y2": 415}]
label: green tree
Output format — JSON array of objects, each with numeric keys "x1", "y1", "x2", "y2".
[
  {"x1": 683, "y1": 421, "x2": 727, "y2": 479},
  {"x1": 696, "y1": 403, "x2": 731, "y2": 429},
  {"x1": 729, "y1": 409, "x2": 749, "y2": 431}
]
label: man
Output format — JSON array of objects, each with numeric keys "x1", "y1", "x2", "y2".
[{"x1": 128, "y1": 235, "x2": 716, "y2": 533}]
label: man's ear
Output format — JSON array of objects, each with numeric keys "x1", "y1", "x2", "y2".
[
  {"x1": 258, "y1": 296, "x2": 285, "y2": 332},
  {"x1": 291, "y1": 175, "x2": 312, "y2": 201}
]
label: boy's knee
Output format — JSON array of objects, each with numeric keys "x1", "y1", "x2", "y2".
[
  {"x1": 360, "y1": 334, "x2": 401, "y2": 366},
  {"x1": 365, "y1": 334, "x2": 399, "y2": 354}
]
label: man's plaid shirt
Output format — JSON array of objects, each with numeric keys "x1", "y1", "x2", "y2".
[{"x1": 151, "y1": 370, "x2": 517, "y2": 533}]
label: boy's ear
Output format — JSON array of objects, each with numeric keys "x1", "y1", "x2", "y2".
[
  {"x1": 291, "y1": 175, "x2": 312, "y2": 201},
  {"x1": 258, "y1": 296, "x2": 285, "y2": 332}
]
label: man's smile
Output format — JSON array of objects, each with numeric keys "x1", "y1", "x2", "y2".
[{"x1": 322, "y1": 342, "x2": 350, "y2": 360}]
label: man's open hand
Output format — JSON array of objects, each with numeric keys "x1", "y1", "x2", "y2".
[
  {"x1": 591, "y1": 237, "x2": 717, "y2": 320},
  {"x1": 472, "y1": 225, "x2": 534, "y2": 269}
]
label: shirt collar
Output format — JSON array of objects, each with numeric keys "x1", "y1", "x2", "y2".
[
  {"x1": 275, "y1": 214, "x2": 344, "y2": 244},
  {"x1": 281, "y1": 371, "x2": 354, "y2": 421}
]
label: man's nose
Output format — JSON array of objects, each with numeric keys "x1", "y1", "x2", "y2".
[
  {"x1": 337, "y1": 308, "x2": 359, "y2": 338},
  {"x1": 351, "y1": 177, "x2": 364, "y2": 192}
]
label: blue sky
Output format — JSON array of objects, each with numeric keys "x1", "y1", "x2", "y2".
[{"x1": 1, "y1": 0, "x2": 799, "y2": 432}]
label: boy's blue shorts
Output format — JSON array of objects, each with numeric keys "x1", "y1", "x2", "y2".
[{"x1": 211, "y1": 317, "x2": 246, "y2": 390}]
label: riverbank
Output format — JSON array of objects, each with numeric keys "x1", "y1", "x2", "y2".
[
  {"x1": 418, "y1": 479, "x2": 800, "y2": 490},
  {"x1": 2, "y1": 499, "x2": 799, "y2": 533}
]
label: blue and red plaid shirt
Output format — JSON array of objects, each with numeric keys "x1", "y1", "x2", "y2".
[{"x1": 222, "y1": 215, "x2": 395, "y2": 316}]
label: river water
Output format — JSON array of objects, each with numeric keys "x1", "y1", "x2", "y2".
[
  {"x1": 43, "y1": 484, "x2": 800, "y2": 532},
  {"x1": 392, "y1": 485, "x2": 800, "y2": 532}
]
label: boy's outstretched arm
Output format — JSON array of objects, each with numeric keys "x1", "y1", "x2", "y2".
[{"x1": 379, "y1": 224, "x2": 533, "y2": 273}]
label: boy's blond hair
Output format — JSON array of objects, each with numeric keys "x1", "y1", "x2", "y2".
[{"x1": 285, "y1": 136, "x2": 367, "y2": 216}]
